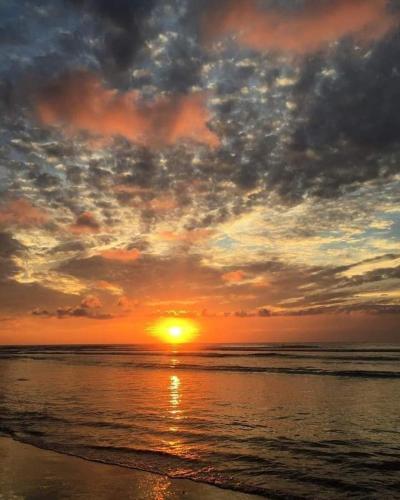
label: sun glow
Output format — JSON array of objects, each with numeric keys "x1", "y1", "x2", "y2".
[{"x1": 149, "y1": 318, "x2": 199, "y2": 344}]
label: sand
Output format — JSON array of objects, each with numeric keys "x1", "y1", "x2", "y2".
[{"x1": 0, "y1": 436, "x2": 259, "y2": 499}]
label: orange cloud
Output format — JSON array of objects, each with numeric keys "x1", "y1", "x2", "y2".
[
  {"x1": 149, "y1": 196, "x2": 178, "y2": 212},
  {"x1": 204, "y1": 0, "x2": 396, "y2": 54},
  {"x1": 81, "y1": 294, "x2": 102, "y2": 309},
  {"x1": 101, "y1": 248, "x2": 141, "y2": 261},
  {"x1": 69, "y1": 212, "x2": 100, "y2": 234},
  {"x1": 222, "y1": 270, "x2": 246, "y2": 283},
  {"x1": 37, "y1": 71, "x2": 219, "y2": 148},
  {"x1": 0, "y1": 199, "x2": 48, "y2": 227}
]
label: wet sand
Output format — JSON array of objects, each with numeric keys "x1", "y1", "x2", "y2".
[{"x1": 0, "y1": 437, "x2": 258, "y2": 499}]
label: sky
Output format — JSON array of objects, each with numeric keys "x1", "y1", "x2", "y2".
[{"x1": 0, "y1": 0, "x2": 400, "y2": 344}]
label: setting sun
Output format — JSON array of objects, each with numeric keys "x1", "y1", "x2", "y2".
[{"x1": 149, "y1": 318, "x2": 199, "y2": 344}]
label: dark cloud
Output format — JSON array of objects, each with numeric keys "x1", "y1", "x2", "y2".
[
  {"x1": 284, "y1": 28, "x2": 400, "y2": 199},
  {"x1": 70, "y1": 212, "x2": 101, "y2": 233},
  {"x1": 297, "y1": 32, "x2": 400, "y2": 149},
  {"x1": 32, "y1": 294, "x2": 114, "y2": 320},
  {"x1": 0, "y1": 233, "x2": 21, "y2": 282},
  {"x1": 205, "y1": 32, "x2": 400, "y2": 202},
  {"x1": 0, "y1": 257, "x2": 19, "y2": 283},
  {"x1": 0, "y1": 232, "x2": 23, "y2": 259},
  {"x1": 69, "y1": 0, "x2": 155, "y2": 73},
  {"x1": 0, "y1": 281, "x2": 76, "y2": 314},
  {"x1": 52, "y1": 241, "x2": 87, "y2": 254},
  {"x1": 280, "y1": 304, "x2": 400, "y2": 316},
  {"x1": 33, "y1": 306, "x2": 114, "y2": 320}
]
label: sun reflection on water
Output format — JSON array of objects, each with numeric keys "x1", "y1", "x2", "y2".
[
  {"x1": 169, "y1": 374, "x2": 181, "y2": 418},
  {"x1": 152, "y1": 476, "x2": 171, "y2": 500},
  {"x1": 166, "y1": 373, "x2": 190, "y2": 457}
]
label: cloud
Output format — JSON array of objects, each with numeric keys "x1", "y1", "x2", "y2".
[
  {"x1": 0, "y1": 280, "x2": 77, "y2": 314},
  {"x1": 271, "y1": 29, "x2": 400, "y2": 200},
  {"x1": 95, "y1": 280, "x2": 124, "y2": 296},
  {"x1": 341, "y1": 254, "x2": 400, "y2": 278},
  {"x1": 68, "y1": 0, "x2": 156, "y2": 72},
  {"x1": 32, "y1": 294, "x2": 114, "y2": 320},
  {"x1": 0, "y1": 199, "x2": 48, "y2": 228},
  {"x1": 201, "y1": 23, "x2": 400, "y2": 202},
  {"x1": 0, "y1": 232, "x2": 23, "y2": 282},
  {"x1": 279, "y1": 304, "x2": 400, "y2": 316},
  {"x1": 204, "y1": 0, "x2": 396, "y2": 54},
  {"x1": 0, "y1": 232, "x2": 24, "y2": 259},
  {"x1": 235, "y1": 309, "x2": 256, "y2": 317},
  {"x1": 80, "y1": 294, "x2": 102, "y2": 309},
  {"x1": 222, "y1": 270, "x2": 246, "y2": 283},
  {"x1": 0, "y1": 0, "x2": 399, "y2": 333},
  {"x1": 117, "y1": 295, "x2": 140, "y2": 312},
  {"x1": 101, "y1": 249, "x2": 141, "y2": 261},
  {"x1": 159, "y1": 228, "x2": 214, "y2": 244},
  {"x1": 149, "y1": 196, "x2": 178, "y2": 212},
  {"x1": 37, "y1": 71, "x2": 219, "y2": 147},
  {"x1": 294, "y1": 29, "x2": 400, "y2": 147},
  {"x1": 69, "y1": 212, "x2": 101, "y2": 234}
]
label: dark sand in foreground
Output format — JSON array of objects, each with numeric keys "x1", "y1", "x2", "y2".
[{"x1": 0, "y1": 437, "x2": 259, "y2": 499}]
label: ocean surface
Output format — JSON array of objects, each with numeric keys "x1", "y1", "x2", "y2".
[{"x1": 0, "y1": 343, "x2": 400, "y2": 499}]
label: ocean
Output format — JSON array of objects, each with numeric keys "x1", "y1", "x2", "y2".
[{"x1": 0, "y1": 343, "x2": 399, "y2": 499}]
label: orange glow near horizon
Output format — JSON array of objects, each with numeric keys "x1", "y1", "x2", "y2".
[{"x1": 149, "y1": 318, "x2": 200, "y2": 344}]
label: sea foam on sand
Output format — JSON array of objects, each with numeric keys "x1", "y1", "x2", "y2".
[{"x1": 0, "y1": 436, "x2": 257, "y2": 499}]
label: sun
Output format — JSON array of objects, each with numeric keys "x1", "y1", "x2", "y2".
[
  {"x1": 168, "y1": 326, "x2": 183, "y2": 339},
  {"x1": 149, "y1": 318, "x2": 199, "y2": 344}
]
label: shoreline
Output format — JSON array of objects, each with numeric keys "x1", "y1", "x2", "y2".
[{"x1": 0, "y1": 436, "x2": 261, "y2": 499}]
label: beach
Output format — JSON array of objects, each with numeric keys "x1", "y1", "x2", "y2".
[{"x1": 0, "y1": 437, "x2": 257, "y2": 499}]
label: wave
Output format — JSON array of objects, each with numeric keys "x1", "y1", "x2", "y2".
[
  {"x1": 0, "y1": 351, "x2": 286, "y2": 360},
  {"x1": 2, "y1": 403, "x2": 400, "y2": 499},
  {"x1": 0, "y1": 429, "x2": 384, "y2": 499},
  {"x1": 2, "y1": 357, "x2": 399, "y2": 379},
  {"x1": 2, "y1": 343, "x2": 400, "y2": 354},
  {"x1": 0, "y1": 430, "x2": 296, "y2": 499},
  {"x1": 88, "y1": 361, "x2": 400, "y2": 379},
  {"x1": 2, "y1": 350, "x2": 399, "y2": 363}
]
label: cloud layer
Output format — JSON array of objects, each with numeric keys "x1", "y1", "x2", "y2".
[
  {"x1": 204, "y1": 0, "x2": 395, "y2": 54},
  {"x1": 0, "y1": 0, "x2": 399, "y2": 339},
  {"x1": 37, "y1": 71, "x2": 219, "y2": 147}
]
